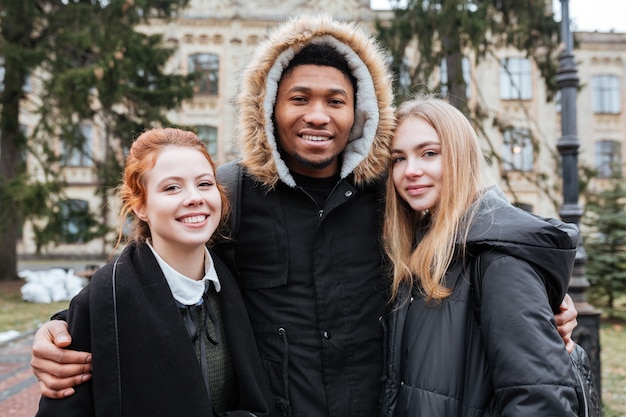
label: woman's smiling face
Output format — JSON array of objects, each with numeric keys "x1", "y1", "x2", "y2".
[
  {"x1": 134, "y1": 145, "x2": 221, "y2": 255},
  {"x1": 391, "y1": 117, "x2": 443, "y2": 213}
]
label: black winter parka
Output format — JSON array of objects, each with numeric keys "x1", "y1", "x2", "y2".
[
  {"x1": 217, "y1": 173, "x2": 388, "y2": 417},
  {"x1": 379, "y1": 188, "x2": 581, "y2": 417}
]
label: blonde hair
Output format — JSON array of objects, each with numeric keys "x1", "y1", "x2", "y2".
[
  {"x1": 383, "y1": 98, "x2": 486, "y2": 301},
  {"x1": 115, "y1": 128, "x2": 230, "y2": 248}
]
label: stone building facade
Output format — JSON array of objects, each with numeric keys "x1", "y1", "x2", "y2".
[{"x1": 15, "y1": 0, "x2": 626, "y2": 259}]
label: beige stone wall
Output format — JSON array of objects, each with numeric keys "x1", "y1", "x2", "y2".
[{"x1": 16, "y1": 0, "x2": 626, "y2": 257}]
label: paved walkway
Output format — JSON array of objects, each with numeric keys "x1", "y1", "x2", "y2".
[{"x1": 0, "y1": 332, "x2": 40, "y2": 417}]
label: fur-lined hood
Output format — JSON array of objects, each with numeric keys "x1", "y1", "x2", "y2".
[{"x1": 236, "y1": 13, "x2": 396, "y2": 188}]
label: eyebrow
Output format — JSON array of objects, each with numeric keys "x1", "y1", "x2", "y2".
[
  {"x1": 287, "y1": 85, "x2": 350, "y2": 97},
  {"x1": 156, "y1": 172, "x2": 215, "y2": 184},
  {"x1": 391, "y1": 141, "x2": 440, "y2": 153}
]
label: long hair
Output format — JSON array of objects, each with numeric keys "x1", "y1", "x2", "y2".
[
  {"x1": 383, "y1": 98, "x2": 487, "y2": 301},
  {"x1": 115, "y1": 128, "x2": 230, "y2": 248}
]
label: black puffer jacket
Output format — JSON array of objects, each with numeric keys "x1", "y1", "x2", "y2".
[{"x1": 379, "y1": 187, "x2": 581, "y2": 417}]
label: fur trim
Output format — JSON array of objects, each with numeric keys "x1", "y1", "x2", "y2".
[{"x1": 236, "y1": 13, "x2": 396, "y2": 188}]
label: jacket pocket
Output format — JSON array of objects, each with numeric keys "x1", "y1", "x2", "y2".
[
  {"x1": 235, "y1": 221, "x2": 289, "y2": 290},
  {"x1": 262, "y1": 327, "x2": 291, "y2": 417}
]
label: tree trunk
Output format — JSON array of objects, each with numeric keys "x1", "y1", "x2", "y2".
[
  {"x1": 0, "y1": 80, "x2": 22, "y2": 281},
  {"x1": 0, "y1": 3, "x2": 34, "y2": 281},
  {"x1": 441, "y1": 31, "x2": 469, "y2": 116},
  {"x1": 0, "y1": 224, "x2": 19, "y2": 281}
]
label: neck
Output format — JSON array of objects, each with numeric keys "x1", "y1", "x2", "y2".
[{"x1": 151, "y1": 241, "x2": 205, "y2": 280}]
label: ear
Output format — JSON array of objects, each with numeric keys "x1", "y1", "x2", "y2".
[{"x1": 133, "y1": 207, "x2": 147, "y2": 222}]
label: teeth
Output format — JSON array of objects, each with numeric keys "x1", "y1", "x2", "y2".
[
  {"x1": 180, "y1": 215, "x2": 206, "y2": 224},
  {"x1": 302, "y1": 135, "x2": 329, "y2": 142}
]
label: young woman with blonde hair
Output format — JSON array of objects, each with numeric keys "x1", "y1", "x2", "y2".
[{"x1": 380, "y1": 98, "x2": 581, "y2": 416}]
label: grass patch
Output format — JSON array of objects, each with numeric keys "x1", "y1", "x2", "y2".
[
  {"x1": 0, "y1": 280, "x2": 70, "y2": 335},
  {"x1": 599, "y1": 296, "x2": 626, "y2": 417}
]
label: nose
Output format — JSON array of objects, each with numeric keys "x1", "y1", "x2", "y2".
[
  {"x1": 184, "y1": 188, "x2": 203, "y2": 206},
  {"x1": 404, "y1": 159, "x2": 424, "y2": 178},
  {"x1": 302, "y1": 101, "x2": 331, "y2": 125}
]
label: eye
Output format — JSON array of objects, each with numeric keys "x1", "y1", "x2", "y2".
[
  {"x1": 291, "y1": 96, "x2": 308, "y2": 103},
  {"x1": 423, "y1": 150, "x2": 439, "y2": 158},
  {"x1": 198, "y1": 180, "x2": 214, "y2": 188},
  {"x1": 163, "y1": 184, "x2": 181, "y2": 192},
  {"x1": 391, "y1": 155, "x2": 405, "y2": 164},
  {"x1": 329, "y1": 98, "x2": 346, "y2": 106}
]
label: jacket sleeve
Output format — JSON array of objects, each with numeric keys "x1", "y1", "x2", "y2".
[
  {"x1": 479, "y1": 254, "x2": 579, "y2": 417},
  {"x1": 35, "y1": 285, "x2": 96, "y2": 417}
]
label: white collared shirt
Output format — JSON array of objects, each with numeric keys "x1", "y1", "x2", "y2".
[{"x1": 146, "y1": 241, "x2": 221, "y2": 306}]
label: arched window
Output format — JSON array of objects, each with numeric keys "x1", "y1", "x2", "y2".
[{"x1": 189, "y1": 53, "x2": 219, "y2": 95}]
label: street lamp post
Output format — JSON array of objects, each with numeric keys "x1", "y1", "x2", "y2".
[{"x1": 556, "y1": 0, "x2": 602, "y2": 395}]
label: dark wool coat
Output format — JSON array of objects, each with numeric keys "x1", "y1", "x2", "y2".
[
  {"x1": 379, "y1": 188, "x2": 581, "y2": 417},
  {"x1": 36, "y1": 243, "x2": 269, "y2": 417}
]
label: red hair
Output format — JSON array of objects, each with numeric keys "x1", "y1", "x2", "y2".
[{"x1": 115, "y1": 128, "x2": 230, "y2": 247}]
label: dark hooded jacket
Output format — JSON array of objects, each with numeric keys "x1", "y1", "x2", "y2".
[
  {"x1": 36, "y1": 243, "x2": 269, "y2": 417},
  {"x1": 379, "y1": 187, "x2": 581, "y2": 417},
  {"x1": 214, "y1": 13, "x2": 395, "y2": 417}
]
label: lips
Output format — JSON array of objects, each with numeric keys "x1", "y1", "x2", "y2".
[{"x1": 405, "y1": 184, "x2": 431, "y2": 195}]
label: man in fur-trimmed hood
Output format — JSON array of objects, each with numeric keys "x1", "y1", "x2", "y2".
[
  {"x1": 236, "y1": 13, "x2": 395, "y2": 188},
  {"x1": 218, "y1": 13, "x2": 396, "y2": 417}
]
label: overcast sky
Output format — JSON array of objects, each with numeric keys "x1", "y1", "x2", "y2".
[{"x1": 370, "y1": 0, "x2": 626, "y2": 33}]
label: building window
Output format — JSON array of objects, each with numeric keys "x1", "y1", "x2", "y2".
[
  {"x1": 500, "y1": 57, "x2": 532, "y2": 100},
  {"x1": 592, "y1": 74, "x2": 621, "y2": 114},
  {"x1": 58, "y1": 199, "x2": 92, "y2": 243},
  {"x1": 189, "y1": 53, "x2": 219, "y2": 95},
  {"x1": 61, "y1": 124, "x2": 93, "y2": 167},
  {"x1": 595, "y1": 140, "x2": 622, "y2": 178},
  {"x1": 440, "y1": 56, "x2": 471, "y2": 98},
  {"x1": 502, "y1": 128, "x2": 533, "y2": 172},
  {"x1": 196, "y1": 125, "x2": 218, "y2": 158}
]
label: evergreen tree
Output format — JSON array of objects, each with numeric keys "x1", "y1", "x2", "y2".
[
  {"x1": 0, "y1": 0, "x2": 192, "y2": 281},
  {"x1": 377, "y1": 0, "x2": 560, "y2": 110},
  {"x1": 583, "y1": 173, "x2": 626, "y2": 313},
  {"x1": 375, "y1": 0, "x2": 563, "y2": 208}
]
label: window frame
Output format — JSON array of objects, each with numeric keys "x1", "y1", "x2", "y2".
[
  {"x1": 188, "y1": 53, "x2": 220, "y2": 96},
  {"x1": 592, "y1": 74, "x2": 621, "y2": 114},
  {"x1": 502, "y1": 127, "x2": 534, "y2": 172},
  {"x1": 500, "y1": 57, "x2": 532, "y2": 101},
  {"x1": 595, "y1": 139, "x2": 622, "y2": 179},
  {"x1": 196, "y1": 125, "x2": 218, "y2": 159},
  {"x1": 61, "y1": 124, "x2": 94, "y2": 167}
]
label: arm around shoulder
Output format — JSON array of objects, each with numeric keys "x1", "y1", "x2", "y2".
[{"x1": 32, "y1": 288, "x2": 93, "y2": 399}]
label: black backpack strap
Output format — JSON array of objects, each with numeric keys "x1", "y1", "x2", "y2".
[{"x1": 217, "y1": 159, "x2": 243, "y2": 238}]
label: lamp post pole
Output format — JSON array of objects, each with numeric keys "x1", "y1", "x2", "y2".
[{"x1": 556, "y1": 0, "x2": 602, "y2": 394}]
